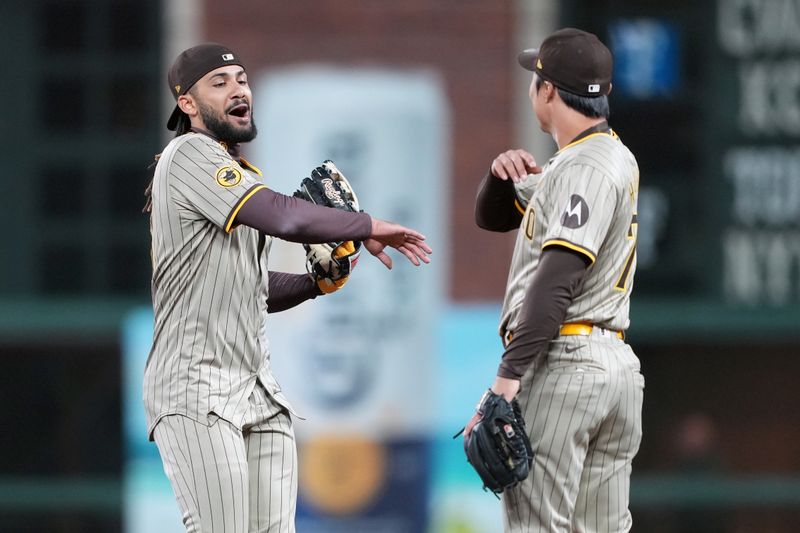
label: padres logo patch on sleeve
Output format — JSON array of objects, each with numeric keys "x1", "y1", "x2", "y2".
[{"x1": 215, "y1": 165, "x2": 243, "y2": 188}]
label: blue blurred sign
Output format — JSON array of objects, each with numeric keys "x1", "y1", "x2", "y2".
[
  {"x1": 122, "y1": 307, "x2": 184, "y2": 533},
  {"x1": 123, "y1": 303, "x2": 508, "y2": 533},
  {"x1": 255, "y1": 67, "x2": 449, "y2": 533},
  {"x1": 610, "y1": 19, "x2": 680, "y2": 99}
]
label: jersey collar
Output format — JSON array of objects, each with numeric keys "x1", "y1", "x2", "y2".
[
  {"x1": 559, "y1": 120, "x2": 615, "y2": 153},
  {"x1": 572, "y1": 120, "x2": 610, "y2": 142}
]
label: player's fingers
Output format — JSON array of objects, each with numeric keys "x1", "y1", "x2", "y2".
[
  {"x1": 520, "y1": 152, "x2": 543, "y2": 174},
  {"x1": 496, "y1": 152, "x2": 526, "y2": 182},
  {"x1": 520, "y1": 151, "x2": 535, "y2": 167},
  {"x1": 402, "y1": 242, "x2": 431, "y2": 264},
  {"x1": 464, "y1": 412, "x2": 482, "y2": 437},
  {"x1": 373, "y1": 250, "x2": 393, "y2": 269},
  {"x1": 490, "y1": 159, "x2": 509, "y2": 180},
  {"x1": 528, "y1": 165, "x2": 542, "y2": 174},
  {"x1": 505, "y1": 151, "x2": 529, "y2": 181},
  {"x1": 496, "y1": 153, "x2": 520, "y2": 180},
  {"x1": 396, "y1": 245, "x2": 421, "y2": 266},
  {"x1": 410, "y1": 239, "x2": 433, "y2": 255},
  {"x1": 399, "y1": 228, "x2": 427, "y2": 241},
  {"x1": 364, "y1": 238, "x2": 392, "y2": 269},
  {"x1": 401, "y1": 232, "x2": 431, "y2": 249}
]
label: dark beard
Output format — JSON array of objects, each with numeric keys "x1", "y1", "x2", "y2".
[{"x1": 198, "y1": 100, "x2": 258, "y2": 144}]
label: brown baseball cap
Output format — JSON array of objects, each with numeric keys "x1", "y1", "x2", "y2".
[
  {"x1": 166, "y1": 43, "x2": 244, "y2": 130},
  {"x1": 517, "y1": 28, "x2": 613, "y2": 97}
]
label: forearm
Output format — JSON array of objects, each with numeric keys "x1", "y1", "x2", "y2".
[
  {"x1": 497, "y1": 247, "x2": 590, "y2": 379},
  {"x1": 235, "y1": 187, "x2": 372, "y2": 243},
  {"x1": 475, "y1": 171, "x2": 523, "y2": 232},
  {"x1": 267, "y1": 271, "x2": 321, "y2": 313}
]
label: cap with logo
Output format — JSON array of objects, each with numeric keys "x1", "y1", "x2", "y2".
[
  {"x1": 166, "y1": 43, "x2": 244, "y2": 130},
  {"x1": 517, "y1": 28, "x2": 612, "y2": 97}
]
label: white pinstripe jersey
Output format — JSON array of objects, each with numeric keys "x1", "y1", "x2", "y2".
[
  {"x1": 144, "y1": 133, "x2": 293, "y2": 438},
  {"x1": 500, "y1": 131, "x2": 639, "y2": 338}
]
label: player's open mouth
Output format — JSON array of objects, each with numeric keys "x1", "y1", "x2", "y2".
[{"x1": 227, "y1": 103, "x2": 250, "y2": 123}]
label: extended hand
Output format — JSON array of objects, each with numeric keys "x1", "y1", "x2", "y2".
[{"x1": 365, "y1": 218, "x2": 432, "y2": 269}]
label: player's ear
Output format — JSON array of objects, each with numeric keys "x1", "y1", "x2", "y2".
[
  {"x1": 544, "y1": 81, "x2": 556, "y2": 102},
  {"x1": 177, "y1": 94, "x2": 198, "y2": 117},
  {"x1": 607, "y1": 83, "x2": 613, "y2": 96}
]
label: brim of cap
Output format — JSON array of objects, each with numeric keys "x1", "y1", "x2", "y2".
[
  {"x1": 167, "y1": 104, "x2": 184, "y2": 131},
  {"x1": 517, "y1": 48, "x2": 539, "y2": 71}
]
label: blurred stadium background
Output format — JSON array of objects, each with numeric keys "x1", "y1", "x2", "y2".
[{"x1": 2, "y1": 0, "x2": 800, "y2": 531}]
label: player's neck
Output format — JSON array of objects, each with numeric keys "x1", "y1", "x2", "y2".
[
  {"x1": 552, "y1": 114, "x2": 608, "y2": 150},
  {"x1": 189, "y1": 126, "x2": 242, "y2": 159}
]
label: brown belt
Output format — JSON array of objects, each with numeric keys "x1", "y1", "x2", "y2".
[{"x1": 504, "y1": 322, "x2": 624, "y2": 346}]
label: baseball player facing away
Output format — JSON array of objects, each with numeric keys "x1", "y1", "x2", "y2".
[
  {"x1": 464, "y1": 28, "x2": 644, "y2": 532},
  {"x1": 142, "y1": 43, "x2": 432, "y2": 533}
]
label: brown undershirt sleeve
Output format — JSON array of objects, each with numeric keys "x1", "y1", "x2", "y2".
[
  {"x1": 234, "y1": 186, "x2": 372, "y2": 243},
  {"x1": 267, "y1": 271, "x2": 321, "y2": 313},
  {"x1": 497, "y1": 247, "x2": 591, "y2": 380},
  {"x1": 475, "y1": 170, "x2": 524, "y2": 232}
]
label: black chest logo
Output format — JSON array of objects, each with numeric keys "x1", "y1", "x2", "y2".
[{"x1": 560, "y1": 194, "x2": 589, "y2": 229}]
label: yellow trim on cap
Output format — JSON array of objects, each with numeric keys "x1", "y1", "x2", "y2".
[
  {"x1": 542, "y1": 239, "x2": 596, "y2": 264},
  {"x1": 225, "y1": 184, "x2": 266, "y2": 233}
]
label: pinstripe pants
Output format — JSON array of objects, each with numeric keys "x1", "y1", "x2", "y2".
[
  {"x1": 503, "y1": 330, "x2": 644, "y2": 533},
  {"x1": 153, "y1": 384, "x2": 298, "y2": 533}
]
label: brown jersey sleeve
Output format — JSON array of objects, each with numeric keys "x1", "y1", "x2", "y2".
[
  {"x1": 497, "y1": 247, "x2": 591, "y2": 379},
  {"x1": 475, "y1": 170, "x2": 524, "y2": 232},
  {"x1": 267, "y1": 271, "x2": 321, "y2": 313},
  {"x1": 233, "y1": 186, "x2": 372, "y2": 243}
]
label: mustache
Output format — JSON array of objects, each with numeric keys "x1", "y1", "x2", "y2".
[{"x1": 225, "y1": 98, "x2": 250, "y2": 113}]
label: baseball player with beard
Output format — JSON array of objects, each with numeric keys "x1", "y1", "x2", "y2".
[
  {"x1": 142, "y1": 43, "x2": 432, "y2": 532},
  {"x1": 464, "y1": 29, "x2": 644, "y2": 532}
]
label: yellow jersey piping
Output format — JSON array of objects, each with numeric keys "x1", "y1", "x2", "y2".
[
  {"x1": 542, "y1": 239, "x2": 596, "y2": 264},
  {"x1": 225, "y1": 184, "x2": 266, "y2": 233}
]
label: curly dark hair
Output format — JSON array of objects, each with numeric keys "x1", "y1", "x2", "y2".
[{"x1": 143, "y1": 114, "x2": 191, "y2": 214}]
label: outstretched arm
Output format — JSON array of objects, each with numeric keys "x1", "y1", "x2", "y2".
[
  {"x1": 235, "y1": 188, "x2": 432, "y2": 269},
  {"x1": 235, "y1": 187, "x2": 372, "y2": 243}
]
